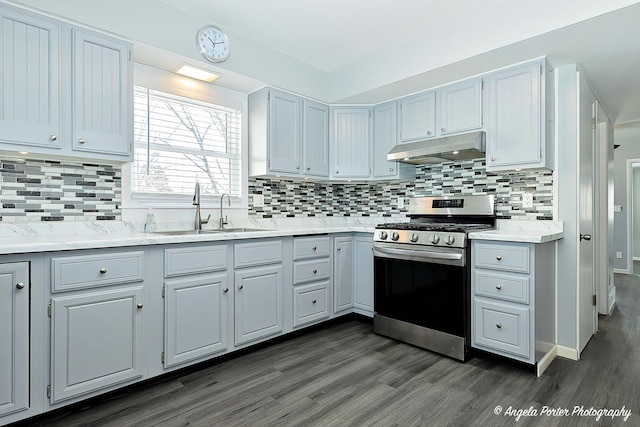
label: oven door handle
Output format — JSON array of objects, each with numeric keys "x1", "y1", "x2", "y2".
[{"x1": 373, "y1": 246, "x2": 464, "y2": 263}]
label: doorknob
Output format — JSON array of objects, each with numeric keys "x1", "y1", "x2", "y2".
[{"x1": 580, "y1": 234, "x2": 592, "y2": 241}]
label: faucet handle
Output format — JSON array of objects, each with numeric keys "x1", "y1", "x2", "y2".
[{"x1": 201, "y1": 214, "x2": 211, "y2": 225}]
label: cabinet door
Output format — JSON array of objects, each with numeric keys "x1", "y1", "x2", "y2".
[
  {"x1": 303, "y1": 99, "x2": 329, "y2": 177},
  {"x1": 50, "y1": 287, "x2": 143, "y2": 403},
  {"x1": 438, "y1": 78, "x2": 482, "y2": 135},
  {"x1": 234, "y1": 265, "x2": 283, "y2": 346},
  {"x1": 0, "y1": 7, "x2": 61, "y2": 150},
  {"x1": 398, "y1": 91, "x2": 435, "y2": 143},
  {"x1": 373, "y1": 102, "x2": 398, "y2": 178},
  {"x1": 332, "y1": 108, "x2": 371, "y2": 178},
  {"x1": 486, "y1": 61, "x2": 541, "y2": 170},
  {"x1": 164, "y1": 274, "x2": 228, "y2": 368},
  {"x1": 268, "y1": 89, "x2": 302, "y2": 174},
  {"x1": 0, "y1": 262, "x2": 29, "y2": 417},
  {"x1": 333, "y1": 237, "x2": 354, "y2": 313},
  {"x1": 354, "y1": 237, "x2": 374, "y2": 314},
  {"x1": 72, "y1": 28, "x2": 131, "y2": 158}
]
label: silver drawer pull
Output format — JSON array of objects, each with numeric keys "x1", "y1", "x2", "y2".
[
  {"x1": 312, "y1": 299, "x2": 317, "y2": 304},
  {"x1": 312, "y1": 246, "x2": 317, "y2": 251},
  {"x1": 496, "y1": 285, "x2": 502, "y2": 290},
  {"x1": 223, "y1": 288, "x2": 229, "y2": 293},
  {"x1": 496, "y1": 323, "x2": 502, "y2": 329},
  {"x1": 99, "y1": 268, "x2": 107, "y2": 274},
  {"x1": 496, "y1": 256, "x2": 502, "y2": 261},
  {"x1": 238, "y1": 284, "x2": 243, "y2": 290},
  {"x1": 137, "y1": 303, "x2": 143, "y2": 309},
  {"x1": 49, "y1": 135, "x2": 57, "y2": 141},
  {"x1": 16, "y1": 282, "x2": 25, "y2": 289},
  {"x1": 313, "y1": 269, "x2": 318, "y2": 274},
  {"x1": 78, "y1": 138, "x2": 86, "y2": 144}
]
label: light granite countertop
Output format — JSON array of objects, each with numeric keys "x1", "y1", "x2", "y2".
[{"x1": 469, "y1": 219, "x2": 564, "y2": 243}]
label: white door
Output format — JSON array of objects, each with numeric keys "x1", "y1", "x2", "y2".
[
  {"x1": 373, "y1": 102, "x2": 398, "y2": 178},
  {"x1": 302, "y1": 99, "x2": 329, "y2": 177},
  {"x1": 578, "y1": 77, "x2": 597, "y2": 355},
  {"x1": 269, "y1": 89, "x2": 301, "y2": 174},
  {"x1": 332, "y1": 108, "x2": 371, "y2": 178},
  {"x1": 333, "y1": 236, "x2": 354, "y2": 313}
]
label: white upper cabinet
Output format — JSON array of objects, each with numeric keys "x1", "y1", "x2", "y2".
[
  {"x1": 372, "y1": 102, "x2": 399, "y2": 178},
  {"x1": 303, "y1": 99, "x2": 329, "y2": 177},
  {"x1": 331, "y1": 107, "x2": 371, "y2": 178},
  {"x1": 249, "y1": 87, "x2": 329, "y2": 178},
  {"x1": 485, "y1": 59, "x2": 554, "y2": 171},
  {"x1": 398, "y1": 91, "x2": 435, "y2": 143},
  {"x1": 0, "y1": 3, "x2": 133, "y2": 163},
  {"x1": 0, "y1": 7, "x2": 61, "y2": 150},
  {"x1": 437, "y1": 78, "x2": 483, "y2": 135},
  {"x1": 71, "y1": 28, "x2": 132, "y2": 158}
]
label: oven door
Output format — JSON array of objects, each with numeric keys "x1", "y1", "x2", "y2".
[{"x1": 373, "y1": 243, "x2": 469, "y2": 338}]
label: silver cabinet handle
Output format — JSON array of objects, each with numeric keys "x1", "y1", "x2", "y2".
[
  {"x1": 78, "y1": 138, "x2": 86, "y2": 144},
  {"x1": 306, "y1": 167, "x2": 310, "y2": 171},
  {"x1": 16, "y1": 282, "x2": 25, "y2": 289},
  {"x1": 238, "y1": 284, "x2": 243, "y2": 290},
  {"x1": 137, "y1": 303, "x2": 143, "y2": 309},
  {"x1": 312, "y1": 246, "x2": 317, "y2": 251},
  {"x1": 496, "y1": 256, "x2": 502, "y2": 261},
  {"x1": 389, "y1": 167, "x2": 394, "y2": 172},
  {"x1": 496, "y1": 285, "x2": 502, "y2": 290},
  {"x1": 313, "y1": 269, "x2": 318, "y2": 274},
  {"x1": 491, "y1": 156, "x2": 496, "y2": 161},
  {"x1": 296, "y1": 165, "x2": 300, "y2": 170},
  {"x1": 337, "y1": 247, "x2": 341, "y2": 252},
  {"x1": 99, "y1": 267, "x2": 107, "y2": 274},
  {"x1": 496, "y1": 323, "x2": 502, "y2": 329},
  {"x1": 441, "y1": 127, "x2": 446, "y2": 132},
  {"x1": 312, "y1": 299, "x2": 317, "y2": 304},
  {"x1": 223, "y1": 288, "x2": 229, "y2": 293},
  {"x1": 49, "y1": 135, "x2": 57, "y2": 141},
  {"x1": 580, "y1": 234, "x2": 592, "y2": 241},
  {"x1": 426, "y1": 130, "x2": 432, "y2": 135},
  {"x1": 335, "y1": 170, "x2": 339, "y2": 174}
]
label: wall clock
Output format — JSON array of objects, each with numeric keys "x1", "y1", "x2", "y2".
[{"x1": 196, "y1": 25, "x2": 230, "y2": 63}]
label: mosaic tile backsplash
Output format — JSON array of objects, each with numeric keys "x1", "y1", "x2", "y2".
[
  {"x1": 249, "y1": 159, "x2": 553, "y2": 220},
  {"x1": 0, "y1": 158, "x2": 121, "y2": 222}
]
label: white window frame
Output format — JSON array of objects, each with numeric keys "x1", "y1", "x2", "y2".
[{"x1": 122, "y1": 63, "x2": 248, "y2": 210}]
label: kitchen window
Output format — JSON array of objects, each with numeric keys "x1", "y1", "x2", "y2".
[{"x1": 130, "y1": 85, "x2": 242, "y2": 201}]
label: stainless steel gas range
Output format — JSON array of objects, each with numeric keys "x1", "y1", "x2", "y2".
[{"x1": 373, "y1": 195, "x2": 495, "y2": 361}]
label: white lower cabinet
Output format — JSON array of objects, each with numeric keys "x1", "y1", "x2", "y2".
[
  {"x1": 292, "y1": 236, "x2": 331, "y2": 328},
  {"x1": 50, "y1": 286, "x2": 144, "y2": 403},
  {"x1": 353, "y1": 235, "x2": 374, "y2": 316},
  {"x1": 234, "y1": 239, "x2": 284, "y2": 346},
  {"x1": 333, "y1": 234, "x2": 374, "y2": 316},
  {"x1": 293, "y1": 282, "x2": 330, "y2": 328},
  {"x1": 0, "y1": 262, "x2": 29, "y2": 418},
  {"x1": 333, "y1": 236, "x2": 355, "y2": 313},
  {"x1": 471, "y1": 240, "x2": 555, "y2": 372}
]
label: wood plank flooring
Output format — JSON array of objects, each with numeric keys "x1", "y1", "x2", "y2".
[{"x1": 17, "y1": 271, "x2": 640, "y2": 427}]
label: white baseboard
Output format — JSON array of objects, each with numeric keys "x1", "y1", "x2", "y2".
[
  {"x1": 556, "y1": 345, "x2": 579, "y2": 361},
  {"x1": 536, "y1": 346, "x2": 557, "y2": 377},
  {"x1": 634, "y1": 257, "x2": 640, "y2": 261},
  {"x1": 614, "y1": 268, "x2": 631, "y2": 274}
]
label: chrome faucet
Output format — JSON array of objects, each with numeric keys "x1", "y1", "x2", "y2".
[
  {"x1": 219, "y1": 193, "x2": 230, "y2": 228},
  {"x1": 193, "y1": 182, "x2": 210, "y2": 231}
]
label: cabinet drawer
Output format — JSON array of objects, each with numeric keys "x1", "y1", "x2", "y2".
[
  {"x1": 164, "y1": 245, "x2": 227, "y2": 277},
  {"x1": 293, "y1": 282, "x2": 329, "y2": 328},
  {"x1": 234, "y1": 240, "x2": 282, "y2": 268},
  {"x1": 474, "y1": 270, "x2": 529, "y2": 304},
  {"x1": 51, "y1": 251, "x2": 144, "y2": 292},
  {"x1": 473, "y1": 242, "x2": 530, "y2": 273},
  {"x1": 473, "y1": 297, "x2": 529, "y2": 359},
  {"x1": 293, "y1": 259, "x2": 331, "y2": 284},
  {"x1": 293, "y1": 236, "x2": 330, "y2": 260}
]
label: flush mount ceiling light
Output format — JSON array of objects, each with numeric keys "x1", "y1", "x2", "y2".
[{"x1": 174, "y1": 64, "x2": 220, "y2": 83}]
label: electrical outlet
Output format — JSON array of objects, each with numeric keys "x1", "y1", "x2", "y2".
[
  {"x1": 522, "y1": 193, "x2": 534, "y2": 208},
  {"x1": 616, "y1": 251, "x2": 623, "y2": 259},
  {"x1": 252, "y1": 194, "x2": 264, "y2": 208}
]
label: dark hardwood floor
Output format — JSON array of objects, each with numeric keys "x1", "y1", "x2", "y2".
[{"x1": 19, "y1": 270, "x2": 640, "y2": 427}]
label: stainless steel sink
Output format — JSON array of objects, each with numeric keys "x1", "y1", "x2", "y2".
[{"x1": 152, "y1": 228, "x2": 270, "y2": 236}]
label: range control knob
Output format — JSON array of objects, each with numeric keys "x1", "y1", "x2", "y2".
[
  {"x1": 410, "y1": 233, "x2": 419, "y2": 243},
  {"x1": 430, "y1": 234, "x2": 440, "y2": 244},
  {"x1": 444, "y1": 235, "x2": 456, "y2": 245},
  {"x1": 379, "y1": 231, "x2": 388, "y2": 240},
  {"x1": 391, "y1": 232, "x2": 400, "y2": 241}
]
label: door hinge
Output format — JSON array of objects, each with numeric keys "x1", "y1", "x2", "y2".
[
  {"x1": 129, "y1": 50, "x2": 132, "y2": 61},
  {"x1": 540, "y1": 63, "x2": 543, "y2": 74},
  {"x1": 267, "y1": 90, "x2": 270, "y2": 102},
  {"x1": 481, "y1": 79, "x2": 484, "y2": 90},
  {"x1": 593, "y1": 294, "x2": 597, "y2": 306},
  {"x1": 161, "y1": 352, "x2": 165, "y2": 364},
  {"x1": 592, "y1": 117, "x2": 597, "y2": 130},
  {"x1": 47, "y1": 385, "x2": 51, "y2": 398},
  {"x1": 481, "y1": 115, "x2": 484, "y2": 125},
  {"x1": 161, "y1": 286, "x2": 165, "y2": 298},
  {"x1": 47, "y1": 302, "x2": 51, "y2": 318}
]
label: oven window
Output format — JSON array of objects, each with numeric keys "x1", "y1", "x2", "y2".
[{"x1": 374, "y1": 257, "x2": 466, "y2": 336}]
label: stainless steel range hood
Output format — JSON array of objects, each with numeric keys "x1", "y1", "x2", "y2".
[{"x1": 387, "y1": 131, "x2": 486, "y2": 164}]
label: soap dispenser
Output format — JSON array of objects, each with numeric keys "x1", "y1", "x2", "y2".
[{"x1": 144, "y1": 209, "x2": 157, "y2": 233}]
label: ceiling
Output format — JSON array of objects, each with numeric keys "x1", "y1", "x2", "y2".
[
  {"x1": 9, "y1": 0, "x2": 640, "y2": 123},
  {"x1": 157, "y1": 0, "x2": 640, "y2": 123}
]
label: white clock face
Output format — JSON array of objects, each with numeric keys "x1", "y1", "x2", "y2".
[{"x1": 196, "y1": 26, "x2": 230, "y2": 63}]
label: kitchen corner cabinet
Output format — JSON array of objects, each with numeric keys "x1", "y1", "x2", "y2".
[
  {"x1": 485, "y1": 59, "x2": 554, "y2": 172},
  {"x1": 333, "y1": 236, "x2": 355, "y2": 313},
  {"x1": 248, "y1": 87, "x2": 329, "y2": 178},
  {"x1": 353, "y1": 235, "x2": 374, "y2": 316},
  {"x1": 0, "y1": 262, "x2": 29, "y2": 418},
  {"x1": 233, "y1": 240, "x2": 284, "y2": 346},
  {"x1": 471, "y1": 240, "x2": 555, "y2": 372},
  {"x1": 162, "y1": 244, "x2": 230, "y2": 369},
  {"x1": 0, "y1": 2, "x2": 132, "y2": 163},
  {"x1": 48, "y1": 249, "x2": 145, "y2": 403},
  {"x1": 331, "y1": 107, "x2": 371, "y2": 178}
]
